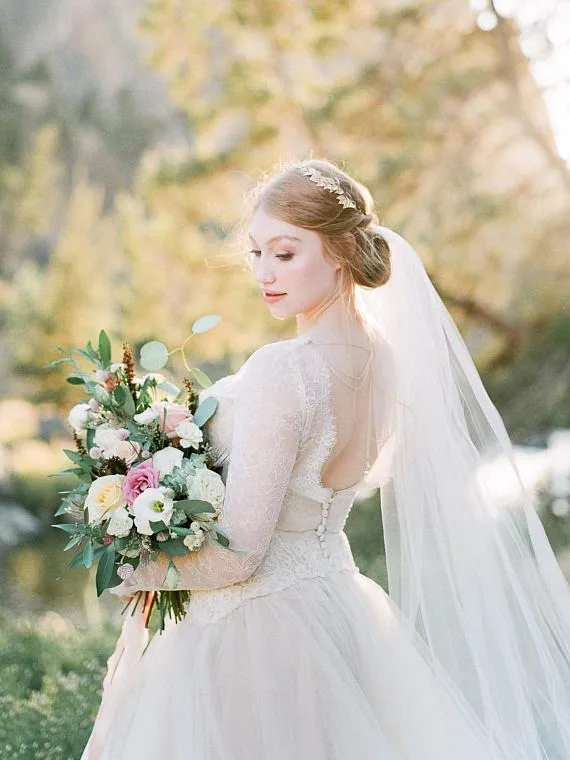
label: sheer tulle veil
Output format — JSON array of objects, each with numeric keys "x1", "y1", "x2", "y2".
[{"x1": 354, "y1": 225, "x2": 570, "y2": 759}]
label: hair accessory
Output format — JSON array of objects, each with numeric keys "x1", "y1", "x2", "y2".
[{"x1": 299, "y1": 166, "x2": 358, "y2": 210}]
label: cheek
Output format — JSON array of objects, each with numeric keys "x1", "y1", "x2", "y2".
[{"x1": 288, "y1": 255, "x2": 335, "y2": 289}]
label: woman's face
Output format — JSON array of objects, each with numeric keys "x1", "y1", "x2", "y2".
[{"x1": 247, "y1": 206, "x2": 340, "y2": 320}]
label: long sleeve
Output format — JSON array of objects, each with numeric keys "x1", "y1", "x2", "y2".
[{"x1": 110, "y1": 343, "x2": 304, "y2": 594}]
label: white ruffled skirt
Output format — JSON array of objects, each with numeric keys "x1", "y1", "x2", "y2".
[{"x1": 81, "y1": 565, "x2": 508, "y2": 760}]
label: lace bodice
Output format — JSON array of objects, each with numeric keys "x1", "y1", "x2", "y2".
[{"x1": 112, "y1": 336, "x2": 375, "y2": 623}]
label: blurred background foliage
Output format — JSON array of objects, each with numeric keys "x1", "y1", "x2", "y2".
[{"x1": 0, "y1": 0, "x2": 569, "y2": 754}]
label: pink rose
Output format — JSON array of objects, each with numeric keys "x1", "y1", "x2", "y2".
[
  {"x1": 123, "y1": 459, "x2": 160, "y2": 507},
  {"x1": 151, "y1": 401, "x2": 193, "y2": 439}
]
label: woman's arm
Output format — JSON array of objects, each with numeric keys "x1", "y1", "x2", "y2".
[{"x1": 110, "y1": 343, "x2": 303, "y2": 593}]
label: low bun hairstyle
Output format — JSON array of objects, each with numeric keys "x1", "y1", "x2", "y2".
[{"x1": 242, "y1": 158, "x2": 392, "y2": 314}]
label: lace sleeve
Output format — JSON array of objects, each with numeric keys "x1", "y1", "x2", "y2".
[{"x1": 110, "y1": 343, "x2": 304, "y2": 593}]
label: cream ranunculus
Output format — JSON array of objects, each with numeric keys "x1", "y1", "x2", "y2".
[
  {"x1": 131, "y1": 487, "x2": 174, "y2": 530},
  {"x1": 106, "y1": 506, "x2": 134, "y2": 538},
  {"x1": 85, "y1": 474, "x2": 128, "y2": 523},
  {"x1": 186, "y1": 468, "x2": 225, "y2": 510},
  {"x1": 175, "y1": 419, "x2": 203, "y2": 450},
  {"x1": 152, "y1": 446, "x2": 184, "y2": 477}
]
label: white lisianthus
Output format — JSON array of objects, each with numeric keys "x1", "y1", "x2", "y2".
[
  {"x1": 68, "y1": 403, "x2": 91, "y2": 435},
  {"x1": 85, "y1": 474, "x2": 127, "y2": 523},
  {"x1": 175, "y1": 419, "x2": 203, "y2": 450},
  {"x1": 152, "y1": 446, "x2": 184, "y2": 477},
  {"x1": 133, "y1": 407, "x2": 160, "y2": 425},
  {"x1": 133, "y1": 515, "x2": 153, "y2": 535},
  {"x1": 131, "y1": 487, "x2": 174, "y2": 528},
  {"x1": 106, "y1": 506, "x2": 134, "y2": 538},
  {"x1": 186, "y1": 468, "x2": 225, "y2": 510}
]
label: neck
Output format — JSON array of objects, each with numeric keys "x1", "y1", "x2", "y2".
[{"x1": 296, "y1": 295, "x2": 367, "y2": 345}]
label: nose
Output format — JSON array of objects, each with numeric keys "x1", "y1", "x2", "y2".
[{"x1": 254, "y1": 260, "x2": 277, "y2": 286}]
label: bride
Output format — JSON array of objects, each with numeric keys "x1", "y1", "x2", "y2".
[{"x1": 81, "y1": 159, "x2": 570, "y2": 759}]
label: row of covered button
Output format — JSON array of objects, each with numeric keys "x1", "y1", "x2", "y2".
[{"x1": 315, "y1": 493, "x2": 332, "y2": 558}]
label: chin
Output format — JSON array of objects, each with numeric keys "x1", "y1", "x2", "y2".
[{"x1": 265, "y1": 304, "x2": 295, "y2": 320}]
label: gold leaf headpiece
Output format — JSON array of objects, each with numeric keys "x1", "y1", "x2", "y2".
[{"x1": 299, "y1": 166, "x2": 358, "y2": 210}]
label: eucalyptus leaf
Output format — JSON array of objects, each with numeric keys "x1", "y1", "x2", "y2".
[
  {"x1": 192, "y1": 396, "x2": 217, "y2": 427},
  {"x1": 66, "y1": 375, "x2": 86, "y2": 385},
  {"x1": 114, "y1": 385, "x2": 126, "y2": 404},
  {"x1": 96, "y1": 543, "x2": 116, "y2": 597},
  {"x1": 83, "y1": 541, "x2": 94, "y2": 569},
  {"x1": 98, "y1": 330, "x2": 112, "y2": 368},
  {"x1": 189, "y1": 367, "x2": 212, "y2": 389},
  {"x1": 52, "y1": 523, "x2": 79, "y2": 534},
  {"x1": 63, "y1": 534, "x2": 83, "y2": 551},
  {"x1": 122, "y1": 388, "x2": 136, "y2": 416},
  {"x1": 140, "y1": 341, "x2": 169, "y2": 371},
  {"x1": 214, "y1": 531, "x2": 230, "y2": 547},
  {"x1": 175, "y1": 499, "x2": 215, "y2": 515},
  {"x1": 93, "y1": 385, "x2": 111, "y2": 405},
  {"x1": 191, "y1": 314, "x2": 221, "y2": 334},
  {"x1": 63, "y1": 449, "x2": 84, "y2": 464},
  {"x1": 149, "y1": 519, "x2": 168, "y2": 533},
  {"x1": 169, "y1": 526, "x2": 193, "y2": 536},
  {"x1": 74, "y1": 348, "x2": 99, "y2": 364},
  {"x1": 66, "y1": 551, "x2": 86, "y2": 569},
  {"x1": 157, "y1": 380, "x2": 181, "y2": 398},
  {"x1": 159, "y1": 538, "x2": 188, "y2": 557}
]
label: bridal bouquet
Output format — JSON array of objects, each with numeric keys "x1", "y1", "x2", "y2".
[{"x1": 50, "y1": 317, "x2": 230, "y2": 631}]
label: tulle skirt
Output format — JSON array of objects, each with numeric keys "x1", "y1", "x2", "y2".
[{"x1": 81, "y1": 568, "x2": 507, "y2": 760}]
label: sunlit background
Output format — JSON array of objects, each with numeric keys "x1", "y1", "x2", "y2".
[{"x1": 0, "y1": 1, "x2": 569, "y2": 755}]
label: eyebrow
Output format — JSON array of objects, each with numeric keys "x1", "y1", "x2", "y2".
[{"x1": 248, "y1": 233, "x2": 302, "y2": 246}]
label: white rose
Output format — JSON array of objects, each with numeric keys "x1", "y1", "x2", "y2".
[
  {"x1": 175, "y1": 420, "x2": 203, "y2": 450},
  {"x1": 133, "y1": 408, "x2": 160, "y2": 425},
  {"x1": 94, "y1": 424, "x2": 123, "y2": 451},
  {"x1": 131, "y1": 487, "x2": 174, "y2": 528},
  {"x1": 152, "y1": 446, "x2": 184, "y2": 477},
  {"x1": 68, "y1": 403, "x2": 91, "y2": 433},
  {"x1": 85, "y1": 474, "x2": 127, "y2": 523},
  {"x1": 186, "y1": 468, "x2": 225, "y2": 510},
  {"x1": 106, "y1": 506, "x2": 133, "y2": 538},
  {"x1": 103, "y1": 440, "x2": 141, "y2": 466}
]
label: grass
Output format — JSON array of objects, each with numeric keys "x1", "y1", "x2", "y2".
[{"x1": 0, "y1": 611, "x2": 118, "y2": 760}]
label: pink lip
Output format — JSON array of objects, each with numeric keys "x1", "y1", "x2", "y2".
[{"x1": 263, "y1": 292, "x2": 286, "y2": 303}]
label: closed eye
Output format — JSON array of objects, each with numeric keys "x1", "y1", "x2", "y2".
[{"x1": 249, "y1": 249, "x2": 294, "y2": 261}]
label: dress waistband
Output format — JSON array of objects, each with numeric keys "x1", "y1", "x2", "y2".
[{"x1": 182, "y1": 530, "x2": 359, "y2": 625}]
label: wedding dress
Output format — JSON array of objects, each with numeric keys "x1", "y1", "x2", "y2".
[{"x1": 81, "y1": 333, "x2": 518, "y2": 760}]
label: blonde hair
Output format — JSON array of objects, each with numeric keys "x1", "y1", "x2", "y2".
[{"x1": 235, "y1": 158, "x2": 392, "y2": 317}]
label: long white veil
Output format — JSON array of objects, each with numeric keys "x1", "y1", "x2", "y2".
[{"x1": 355, "y1": 226, "x2": 570, "y2": 760}]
